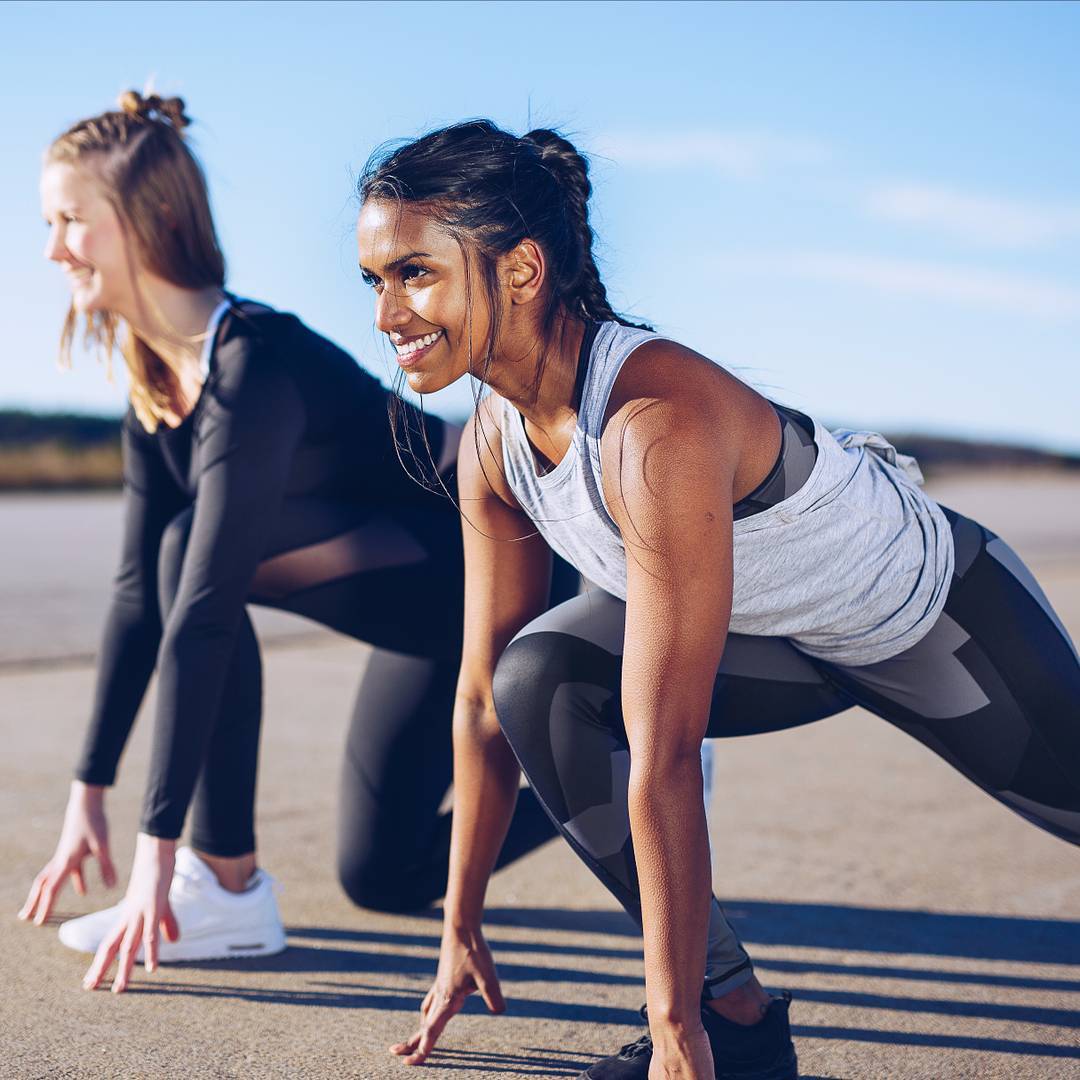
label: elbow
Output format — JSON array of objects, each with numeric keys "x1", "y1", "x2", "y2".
[
  {"x1": 158, "y1": 615, "x2": 233, "y2": 668},
  {"x1": 627, "y1": 746, "x2": 706, "y2": 806}
]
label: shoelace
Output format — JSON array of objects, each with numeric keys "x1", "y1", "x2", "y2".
[
  {"x1": 617, "y1": 1006, "x2": 653, "y2": 1060},
  {"x1": 616, "y1": 1032, "x2": 653, "y2": 1061}
]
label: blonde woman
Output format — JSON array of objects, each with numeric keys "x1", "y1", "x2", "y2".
[{"x1": 20, "y1": 94, "x2": 570, "y2": 993}]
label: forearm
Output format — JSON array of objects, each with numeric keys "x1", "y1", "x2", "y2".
[
  {"x1": 629, "y1": 750, "x2": 713, "y2": 1026},
  {"x1": 139, "y1": 619, "x2": 242, "y2": 839},
  {"x1": 76, "y1": 594, "x2": 162, "y2": 786},
  {"x1": 443, "y1": 693, "x2": 523, "y2": 931}
]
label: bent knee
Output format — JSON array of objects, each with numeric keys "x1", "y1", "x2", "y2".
[
  {"x1": 493, "y1": 629, "x2": 622, "y2": 757},
  {"x1": 336, "y1": 849, "x2": 441, "y2": 914},
  {"x1": 492, "y1": 632, "x2": 571, "y2": 741}
]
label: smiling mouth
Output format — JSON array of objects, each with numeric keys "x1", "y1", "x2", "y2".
[{"x1": 394, "y1": 329, "x2": 444, "y2": 366}]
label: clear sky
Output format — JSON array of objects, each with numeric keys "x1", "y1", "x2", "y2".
[{"x1": 3, "y1": 0, "x2": 1078, "y2": 450}]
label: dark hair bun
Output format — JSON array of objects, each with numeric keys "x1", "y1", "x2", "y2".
[
  {"x1": 524, "y1": 128, "x2": 590, "y2": 194},
  {"x1": 118, "y1": 90, "x2": 191, "y2": 132}
]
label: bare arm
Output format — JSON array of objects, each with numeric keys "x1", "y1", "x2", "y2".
[
  {"x1": 600, "y1": 341, "x2": 745, "y2": 1067},
  {"x1": 393, "y1": 397, "x2": 554, "y2": 1065}
]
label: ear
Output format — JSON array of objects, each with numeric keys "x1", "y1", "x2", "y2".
[{"x1": 504, "y1": 238, "x2": 546, "y2": 305}]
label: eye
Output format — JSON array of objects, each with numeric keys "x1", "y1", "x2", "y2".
[
  {"x1": 361, "y1": 270, "x2": 383, "y2": 292},
  {"x1": 400, "y1": 263, "x2": 429, "y2": 286},
  {"x1": 63, "y1": 213, "x2": 80, "y2": 224}
]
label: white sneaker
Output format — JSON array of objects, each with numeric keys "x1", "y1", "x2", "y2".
[{"x1": 57, "y1": 846, "x2": 287, "y2": 963}]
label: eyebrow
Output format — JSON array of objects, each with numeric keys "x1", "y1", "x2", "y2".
[{"x1": 359, "y1": 250, "x2": 432, "y2": 276}]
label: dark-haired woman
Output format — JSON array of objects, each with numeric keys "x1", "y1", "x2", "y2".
[
  {"x1": 20, "y1": 94, "x2": 570, "y2": 994},
  {"x1": 355, "y1": 121, "x2": 1080, "y2": 1079}
]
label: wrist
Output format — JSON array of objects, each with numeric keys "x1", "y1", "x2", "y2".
[
  {"x1": 135, "y1": 832, "x2": 177, "y2": 856},
  {"x1": 71, "y1": 779, "x2": 106, "y2": 804},
  {"x1": 442, "y1": 919, "x2": 484, "y2": 946},
  {"x1": 648, "y1": 1014, "x2": 707, "y2": 1054},
  {"x1": 647, "y1": 1000, "x2": 708, "y2": 1033}
]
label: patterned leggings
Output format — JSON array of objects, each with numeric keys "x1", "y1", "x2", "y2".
[{"x1": 492, "y1": 506, "x2": 1080, "y2": 997}]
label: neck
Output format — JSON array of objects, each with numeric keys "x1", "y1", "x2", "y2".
[
  {"x1": 484, "y1": 309, "x2": 587, "y2": 429},
  {"x1": 122, "y1": 276, "x2": 225, "y2": 377}
]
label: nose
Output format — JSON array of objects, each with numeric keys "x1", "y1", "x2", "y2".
[
  {"x1": 43, "y1": 223, "x2": 68, "y2": 264},
  {"x1": 373, "y1": 285, "x2": 411, "y2": 335}
]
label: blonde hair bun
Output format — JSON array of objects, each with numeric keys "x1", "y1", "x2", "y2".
[{"x1": 117, "y1": 90, "x2": 190, "y2": 132}]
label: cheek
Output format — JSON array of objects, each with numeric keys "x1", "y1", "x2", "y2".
[{"x1": 83, "y1": 225, "x2": 128, "y2": 276}]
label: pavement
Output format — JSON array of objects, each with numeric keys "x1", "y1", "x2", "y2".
[{"x1": 1, "y1": 470, "x2": 1078, "y2": 1079}]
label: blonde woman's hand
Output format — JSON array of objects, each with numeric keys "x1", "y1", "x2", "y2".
[
  {"x1": 19, "y1": 780, "x2": 117, "y2": 925},
  {"x1": 82, "y1": 833, "x2": 178, "y2": 993},
  {"x1": 390, "y1": 925, "x2": 505, "y2": 1065}
]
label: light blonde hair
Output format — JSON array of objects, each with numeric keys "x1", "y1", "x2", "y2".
[{"x1": 47, "y1": 90, "x2": 226, "y2": 431}]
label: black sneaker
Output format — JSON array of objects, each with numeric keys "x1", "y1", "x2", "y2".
[
  {"x1": 578, "y1": 995, "x2": 798, "y2": 1080},
  {"x1": 579, "y1": 1006, "x2": 654, "y2": 1079},
  {"x1": 705, "y1": 991, "x2": 798, "y2": 1080}
]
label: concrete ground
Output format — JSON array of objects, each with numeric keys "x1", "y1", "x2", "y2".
[{"x1": 1, "y1": 471, "x2": 1078, "y2": 1079}]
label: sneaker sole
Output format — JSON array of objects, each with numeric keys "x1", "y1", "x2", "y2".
[
  {"x1": 59, "y1": 925, "x2": 287, "y2": 963},
  {"x1": 153, "y1": 931, "x2": 288, "y2": 963}
]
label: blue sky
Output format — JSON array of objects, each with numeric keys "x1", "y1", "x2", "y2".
[{"x1": 3, "y1": 0, "x2": 1078, "y2": 450}]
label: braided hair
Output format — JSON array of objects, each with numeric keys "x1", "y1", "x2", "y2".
[{"x1": 360, "y1": 119, "x2": 649, "y2": 335}]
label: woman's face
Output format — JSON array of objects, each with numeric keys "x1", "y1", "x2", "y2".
[
  {"x1": 40, "y1": 161, "x2": 136, "y2": 317},
  {"x1": 357, "y1": 199, "x2": 495, "y2": 395}
]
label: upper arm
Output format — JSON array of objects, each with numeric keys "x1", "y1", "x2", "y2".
[
  {"x1": 599, "y1": 341, "x2": 741, "y2": 756},
  {"x1": 456, "y1": 397, "x2": 554, "y2": 704}
]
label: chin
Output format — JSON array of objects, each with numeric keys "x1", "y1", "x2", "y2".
[
  {"x1": 405, "y1": 368, "x2": 455, "y2": 395},
  {"x1": 70, "y1": 284, "x2": 107, "y2": 315}
]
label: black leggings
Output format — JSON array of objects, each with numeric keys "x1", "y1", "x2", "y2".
[
  {"x1": 159, "y1": 493, "x2": 574, "y2": 912},
  {"x1": 493, "y1": 506, "x2": 1080, "y2": 996}
]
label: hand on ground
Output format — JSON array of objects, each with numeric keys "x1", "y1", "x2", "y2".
[
  {"x1": 648, "y1": 1022, "x2": 713, "y2": 1080},
  {"x1": 82, "y1": 833, "x2": 179, "y2": 993},
  {"x1": 19, "y1": 781, "x2": 117, "y2": 925},
  {"x1": 390, "y1": 927, "x2": 505, "y2": 1065}
]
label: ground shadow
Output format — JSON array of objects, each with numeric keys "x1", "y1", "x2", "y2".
[
  {"x1": 104, "y1": 899, "x2": 1080, "y2": 1065},
  {"x1": 461, "y1": 900, "x2": 1080, "y2": 965},
  {"x1": 168, "y1": 938, "x2": 641, "y2": 989}
]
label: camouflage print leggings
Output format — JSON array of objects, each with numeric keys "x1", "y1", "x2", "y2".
[{"x1": 492, "y1": 506, "x2": 1080, "y2": 998}]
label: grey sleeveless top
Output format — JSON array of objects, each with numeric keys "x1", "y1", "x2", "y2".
[{"x1": 498, "y1": 320, "x2": 955, "y2": 667}]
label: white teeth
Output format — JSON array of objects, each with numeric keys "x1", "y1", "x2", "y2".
[{"x1": 395, "y1": 330, "x2": 442, "y2": 355}]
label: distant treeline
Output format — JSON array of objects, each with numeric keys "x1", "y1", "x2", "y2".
[
  {"x1": 0, "y1": 409, "x2": 1077, "y2": 491},
  {"x1": 875, "y1": 432, "x2": 1080, "y2": 473},
  {"x1": 0, "y1": 410, "x2": 122, "y2": 490}
]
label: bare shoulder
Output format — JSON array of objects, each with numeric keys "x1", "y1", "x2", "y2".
[
  {"x1": 600, "y1": 339, "x2": 755, "y2": 466},
  {"x1": 458, "y1": 393, "x2": 520, "y2": 509}
]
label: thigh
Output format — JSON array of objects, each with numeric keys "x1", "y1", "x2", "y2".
[
  {"x1": 824, "y1": 505, "x2": 1080, "y2": 844},
  {"x1": 502, "y1": 588, "x2": 854, "y2": 734},
  {"x1": 496, "y1": 590, "x2": 856, "y2": 830},
  {"x1": 249, "y1": 497, "x2": 464, "y2": 660}
]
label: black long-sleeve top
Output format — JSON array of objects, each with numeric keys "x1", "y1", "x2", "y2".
[{"x1": 75, "y1": 299, "x2": 450, "y2": 840}]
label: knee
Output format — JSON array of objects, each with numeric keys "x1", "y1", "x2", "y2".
[
  {"x1": 336, "y1": 847, "x2": 438, "y2": 914},
  {"x1": 492, "y1": 629, "x2": 575, "y2": 747}
]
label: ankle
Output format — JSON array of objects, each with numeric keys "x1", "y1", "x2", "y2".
[
  {"x1": 704, "y1": 977, "x2": 771, "y2": 1026},
  {"x1": 196, "y1": 850, "x2": 257, "y2": 893}
]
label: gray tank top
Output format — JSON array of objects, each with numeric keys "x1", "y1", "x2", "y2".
[{"x1": 499, "y1": 320, "x2": 955, "y2": 667}]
